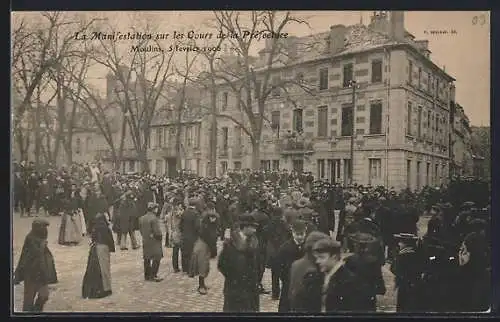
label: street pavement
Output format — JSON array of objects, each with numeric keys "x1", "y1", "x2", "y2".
[{"x1": 12, "y1": 212, "x2": 429, "y2": 313}]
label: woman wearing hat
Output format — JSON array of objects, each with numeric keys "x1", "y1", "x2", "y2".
[{"x1": 218, "y1": 212, "x2": 260, "y2": 312}]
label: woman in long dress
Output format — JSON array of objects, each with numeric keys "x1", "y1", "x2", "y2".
[
  {"x1": 82, "y1": 213, "x2": 115, "y2": 299},
  {"x1": 58, "y1": 184, "x2": 83, "y2": 245}
]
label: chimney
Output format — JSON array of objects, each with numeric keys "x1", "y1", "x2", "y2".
[
  {"x1": 369, "y1": 11, "x2": 390, "y2": 35},
  {"x1": 415, "y1": 40, "x2": 431, "y2": 58},
  {"x1": 326, "y1": 24, "x2": 347, "y2": 54},
  {"x1": 390, "y1": 11, "x2": 405, "y2": 41}
]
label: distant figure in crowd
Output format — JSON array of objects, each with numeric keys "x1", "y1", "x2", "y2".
[
  {"x1": 180, "y1": 198, "x2": 200, "y2": 274},
  {"x1": 218, "y1": 212, "x2": 260, "y2": 312},
  {"x1": 166, "y1": 198, "x2": 184, "y2": 273},
  {"x1": 139, "y1": 202, "x2": 163, "y2": 282},
  {"x1": 82, "y1": 213, "x2": 115, "y2": 299},
  {"x1": 14, "y1": 219, "x2": 58, "y2": 312}
]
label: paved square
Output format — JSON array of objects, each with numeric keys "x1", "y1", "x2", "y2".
[{"x1": 11, "y1": 213, "x2": 424, "y2": 313}]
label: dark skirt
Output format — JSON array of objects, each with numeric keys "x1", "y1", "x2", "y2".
[
  {"x1": 189, "y1": 238, "x2": 211, "y2": 278},
  {"x1": 82, "y1": 244, "x2": 112, "y2": 299},
  {"x1": 58, "y1": 212, "x2": 83, "y2": 245}
]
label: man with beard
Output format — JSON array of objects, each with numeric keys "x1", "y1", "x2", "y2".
[
  {"x1": 218, "y1": 212, "x2": 260, "y2": 312},
  {"x1": 14, "y1": 219, "x2": 58, "y2": 312},
  {"x1": 275, "y1": 220, "x2": 307, "y2": 312}
]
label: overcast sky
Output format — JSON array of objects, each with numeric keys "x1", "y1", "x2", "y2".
[{"x1": 12, "y1": 11, "x2": 490, "y2": 126}]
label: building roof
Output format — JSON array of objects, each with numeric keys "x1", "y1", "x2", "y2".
[{"x1": 254, "y1": 23, "x2": 455, "y2": 82}]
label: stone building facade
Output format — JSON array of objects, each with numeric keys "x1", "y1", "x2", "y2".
[{"x1": 211, "y1": 11, "x2": 457, "y2": 191}]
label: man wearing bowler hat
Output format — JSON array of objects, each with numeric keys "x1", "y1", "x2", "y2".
[{"x1": 138, "y1": 202, "x2": 163, "y2": 282}]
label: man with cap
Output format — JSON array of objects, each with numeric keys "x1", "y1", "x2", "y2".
[
  {"x1": 14, "y1": 218, "x2": 58, "y2": 312},
  {"x1": 138, "y1": 202, "x2": 163, "y2": 282},
  {"x1": 274, "y1": 220, "x2": 307, "y2": 312},
  {"x1": 288, "y1": 231, "x2": 329, "y2": 312},
  {"x1": 218, "y1": 212, "x2": 260, "y2": 312},
  {"x1": 390, "y1": 233, "x2": 422, "y2": 312}
]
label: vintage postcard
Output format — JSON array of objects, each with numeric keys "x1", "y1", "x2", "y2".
[{"x1": 11, "y1": 10, "x2": 491, "y2": 314}]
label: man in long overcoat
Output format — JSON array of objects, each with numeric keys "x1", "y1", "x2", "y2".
[
  {"x1": 138, "y1": 202, "x2": 163, "y2": 282},
  {"x1": 218, "y1": 212, "x2": 260, "y2": 312},
  {"x1": 180, "y1": 198, "x2": 200, "y2": 274},
  {"x1": 117, "y1": 192, "x2": 140, "y2": 250}
]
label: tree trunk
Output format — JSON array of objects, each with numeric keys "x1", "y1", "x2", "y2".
[
  {"x1": 115, "y1": 117, "x2": 128, "y2": 171},
  {"x1": 139, "y1": 149, "x2": 148, "y2": 172},
  {"x1": 251, "y1": 140, "x2": 261, "y2": 170}
]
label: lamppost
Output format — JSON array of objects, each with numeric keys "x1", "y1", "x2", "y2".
[{"x1": 348, "y1": 79, "x2": 358, "y2": 186}]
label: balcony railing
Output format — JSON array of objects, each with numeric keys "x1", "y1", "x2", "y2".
[{"x1": 277, "y1": 138, "x2": 314, "y2": 155}]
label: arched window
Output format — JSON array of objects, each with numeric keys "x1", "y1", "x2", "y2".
[{"x1": 76, "y1": 138, "x2": 81, "y2": 154}]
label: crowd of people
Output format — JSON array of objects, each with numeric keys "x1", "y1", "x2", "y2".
[{"x1": 13, "y1": 160, "x2": 491, "y2": 313}]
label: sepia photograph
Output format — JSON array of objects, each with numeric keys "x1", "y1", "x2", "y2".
[{"x1": 11, "y1": 10, "x2": 491, "y2": 314}]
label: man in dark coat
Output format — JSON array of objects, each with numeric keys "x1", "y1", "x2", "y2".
[
  {"x1": 117, "y1": 192, "x2": 140, "y2": 250},
  {"x1": 390, "y1": 233, "x2": 423, "y2": 312},
  {"x1": 312, "y1": 237, "x2": 374, "y2": 312},
  {"x1": 138, "y1": 202, "x2": 163, "y2": 282},
  {"x1": 180, "y1": 198, "x2": 200, "y2": 274},
  {"x1": 275, "y1": 220, "x2": 307, "y2": 312},
  {"x1": 288, "y1": 231, "x2": 329, "y2": 312},
  {"x1": 218, "y1": 212, "x2": 260, "y2": 312},
  {"x1": 14, "y1": 218, "x2": 58, "y2": 312},
  {"x1": 263, "y1": 207, "x2": 291, "y2": 300}
]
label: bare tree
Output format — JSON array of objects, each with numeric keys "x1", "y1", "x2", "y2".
[
  {"x1": 11, "y1": 12, "x2": 100, "y2": 165},
  {"x1": 90, "y1": 18, "x2": 176, "y2": 171},
  {"x1": 211, "y1": 11, "x2": 315, "y2": 169}
]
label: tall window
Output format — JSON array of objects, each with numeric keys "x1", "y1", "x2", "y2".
[
  {"x1": 428, "y1": 73, "x2": 432, "y2": 92},
  {"x1": 319, "y1": 68, "x2": 329, "y2": 90},
  {"x1": 416, "y1": 161, "x2": 421, "y2": 189},
  {"x1": 272, "y1": 160, "x2": 280, "y2": 170},
  {"x1": 156, "y1": 128, "x2": 163, "y2": 147},
  {"x1": 186, "y1": 126, "x2": 193, "y2": 147},
  {"x1": 426, "y1": 162, "x2": 431, "y2": 186},
  {"x1": 196, "y1": 159, "x2": 200, "y2": 175},
  {"x1": 234, "y1": 161, "x2": 242, "y2": 170},
  {"x1": 343, "y1": 63, "x2": 353, "y2": 88},
  {"x1": 408, "y1": 60, "x2": 413, "y2": 84},
  {"x1": 271, "y1": 111, "x2": 281, "y2": 137},
  {"x1": 156, "y1": 159, "x2": 163, "y2": 175},
  {"x1": 369, "y1": 158, "x2": 382, "y2": 185},
  {"x1": 221, "y1": 161, "x2": 228, "y2": 174},
  {"x1": 317, "y1": 106, "x2": 328, "y2": 137},
  {"x1": 418, "y1": 67, "x2": 422, "y2": 88},
  {"x1": 222, "y1": 127, "x2": 228, "y2": 150},
  {"x1": 85, "y1": 137, "x2": 91, "y2": 152},
  {"x1": 407, "y1": 102, "x2": 413, "y2": 136},
  {"x1": 436, "y1": 78, "x2": 440, "y2": 96},
  {"x1": 343, "y1": 159, "x2": 352, "y2": 183},
  {"x1": 371, "y1": 60, "x2": 382, "y2": 83},
  {"x1": 260, "y1": 160, "x2": 271, "y2": 170},
  {"x1": 369, "y1": 102, "x2": 382, "y2": 134},
  {"x1": 427, "y1": 111, "x2": 431, "y2": 130},
  {"x1": 194, "y1": 124, "x2": 201, "y2": 148},
  {"x1": 317, "y1": 159, "x2": 326, "y2": 179},
  {"x1": 222, "y1": 92, "x2": 228, "y2": 111},
  {"x1": 76, "y1": 138, "x2": 81, "y2": 154},
  {"x1": 435, "y1": 164, "x2": 439, "y2": 185},
  {"x1": 293, "y1": 159, "x2": 304, "y2": 173},
  {"x1": 293, "y1": 109, "x2": 303, "y2": 133},
  {"x1": 407, "y1": 160, "x2": 412, "y2": 188},
  {"x1": 417, "y1": 106, "x2": 423, "y2": 138},
  {"x1": 341, "y1": 105, "x2": 353, "y2": 136},
  {"x1": 234, "y1": 126, "x2": 242, "y2": 147},
  {"x1": 271, "y1": 76, "x2": 281, "y2": 97}
]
